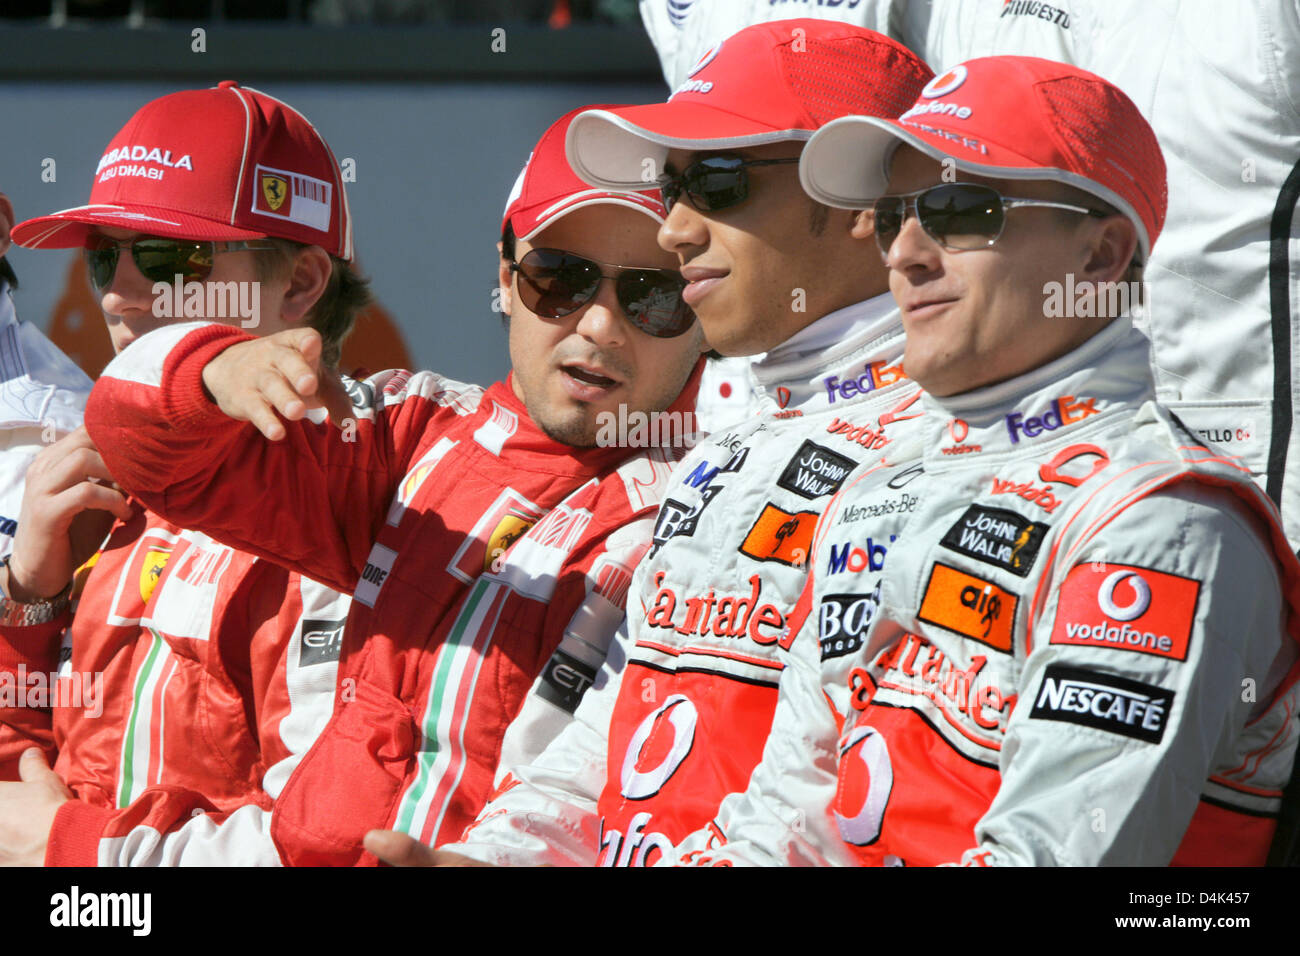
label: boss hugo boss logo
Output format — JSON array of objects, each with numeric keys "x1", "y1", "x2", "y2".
[
  {"x1": 776, "y1": 440, "x2": 856, "y2": 500},
  {"x1": 940, "y1": 505, "x2": 1048, "y2": 578},
  {"x1": 819, "y1": 587, "x2": 881, "y2": 661},
  {"x1": 1030, "y1": 665, "x2": 1173, "y2": 744}
]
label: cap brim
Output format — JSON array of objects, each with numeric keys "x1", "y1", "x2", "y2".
[
  {"x1": 802, "y1": 115, "x2": 1152, "y2": 260},
  {"x1": 516, "y1": 191, "x2": 665, "y2": 242},
  {"x1": 567, "y1": 106, "x2": 811, "y2": 190},
  {"x1": 11, "y1": 204, "x2": 268, "y2": 249}
]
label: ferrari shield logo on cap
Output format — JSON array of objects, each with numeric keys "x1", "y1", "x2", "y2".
[{"x1": 261, "y1": 173, "x2": 288, "y2": 211}]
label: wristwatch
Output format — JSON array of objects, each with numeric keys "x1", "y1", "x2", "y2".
[{"x1": 0, "y1": 555, "x2": 72, "y2": 626}]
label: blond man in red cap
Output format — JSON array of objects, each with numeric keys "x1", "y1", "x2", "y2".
[
  {"x1": 678, "y1": 55, "x2": 1300, "y2": 867},
  {"x1": 78, "y1": 104, "x2": 707, "y2": 866}
]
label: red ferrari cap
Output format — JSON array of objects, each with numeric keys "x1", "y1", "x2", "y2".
[
  {"x1": 800, "y1": 56, "x2": 1167, "y2": 260},
  {"x1": 565, "y1": 18, "x2": 933, "y2": 190},
  {"x1": 12, "y1": 81, "x2": 354, "y2": 261},
  {"x1": 502, "y1": 105, "x2": 666, "y2": 242}
]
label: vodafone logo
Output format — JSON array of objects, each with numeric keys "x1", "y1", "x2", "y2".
[
  {"x1": 948, "y1": 419, "x2": 969, "y2": 443},
  {"x1": 620, "y1": 695, "x2": 697, "y2": 800},
  {"x1": 688, "y1": 39, "x2": 723, "y2": 77},
  {"x1": 1098, "y1": 569, "x2": 1151, "y2": 622},
  {"x1": 921, "y1": 65, "x2": 967, "y2": 98},
  {"x1": 834, "y1": 725, "x2": 894, "y2": 846}
]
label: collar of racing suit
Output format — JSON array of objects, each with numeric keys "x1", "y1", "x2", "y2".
[
  {"x1": 748, "y1": 292, "x2": 903, "y2": 416},
  {"x1": 0, "y1": 276, "x2": 91, "y2": 434},
  {"x1": 921, "y1": 316, "x2": 1158, "y2": 466}
]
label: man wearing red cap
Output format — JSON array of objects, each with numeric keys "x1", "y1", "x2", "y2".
[
  {"x1": 370, "y1": 19, "x2": 939, "y2": 868},
  {"x1": 677, "y1": 55, "x2": 1300, "y2": 866},
  {"x1": 0, "y1": 82, "x2": 368, "y2": 865},
  {"x1": 78, "y1": 105, "x2": 707, "y2": 865}
]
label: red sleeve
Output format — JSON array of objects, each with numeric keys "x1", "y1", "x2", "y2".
[
  {"x1": 84, "y1": 322, "x2": 466, "y2": 595},
  {"x1": 0, "y1": 615, "x2": 66, "y2": 779}
]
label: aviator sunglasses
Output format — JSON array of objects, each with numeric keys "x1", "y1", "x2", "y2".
[
  {"x1": 656, "y1": 155, "x2": 801, "y2": 214},
  {"x1": 84, "y1": 235, "x2": 279, "y2": 290},
  {"x1": 872, "y1": 183, "x2": 1108, "y2": 254},
  {"x1": 509, "y1": 247, "x2": 696, "y2": 338}
]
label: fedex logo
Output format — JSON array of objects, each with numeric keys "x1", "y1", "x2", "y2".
[
  {"x1": 823, "y1": 361, "x2": 904, "y2": 404},
  {"x1": 1005, "y1": 395, "x2": 1097, "y2": 443}
]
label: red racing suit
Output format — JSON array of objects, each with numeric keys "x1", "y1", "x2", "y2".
[
  {"x1": 674, "y1": 318, "x2": 1300, "y2": 865},
  {"x1": 448, "y1": 295, "x2": 927, "y2": 866},
  {"x1": 84, "y1": 320, "x2": 702, "y2": 865},
  {"x1": 0, "y1": 464, "x2": 352, "y2": 866}
]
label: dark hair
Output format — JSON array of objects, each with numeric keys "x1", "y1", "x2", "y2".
[
  {"x1": 0, "y1": 258, "x2": 16, "y2": 290},
  {"x1": 501, "y1": 221, "x2": 516, "y2": 263},
  {"x1": 255, "y1": 239, "x2": 372, "y2": 368}
]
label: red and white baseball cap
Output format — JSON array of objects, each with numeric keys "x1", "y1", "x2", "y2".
[
  {"x1": 12, "y1": 81, "x2": 354, "y2": 261},
  {"x1": 502, "y1": 104, "x2": 667, "y2": 241},
  {"x1": 800, "y1": 56, "x2": 1167, "y2": 261},
  {"x1": 565, "y1": 19, "x2": 933, "y2": 190}
]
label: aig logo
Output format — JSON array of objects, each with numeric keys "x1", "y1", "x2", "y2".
[{"x1": 621, "y1": 695, "x2": 698, "y2": 800}]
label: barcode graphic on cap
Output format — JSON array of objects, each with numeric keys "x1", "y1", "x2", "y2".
[{"x1": 253, "y1": 163, "x2": 332, "y2": 232}]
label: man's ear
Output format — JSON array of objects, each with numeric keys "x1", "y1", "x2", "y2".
[
  {"x1": 497, "y1": 244, "x2": 513, "y2": 318},
  {"x1": 280, "y1": 245, "x2": 333, "y2": 326},
  {"x1": 849, "y1": 208, "x2": 874, "y2": 241},
  {"x1": 1080, "y1": 216, "x2": 1138, "y2": 286},
  {"x1": 0, "y1": 193, "x2": 14, "y2": 259}
]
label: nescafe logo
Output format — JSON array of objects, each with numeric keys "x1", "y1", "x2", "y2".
[
  {"x1": 922, "y1": 65, "x2": 968, "y2": 98},
  {"x1": 620, "y1": 695, "x2": 698, "y2": 800},
  {"x1": 834, "y1": 724, "x2": 893, "y2": 846}
]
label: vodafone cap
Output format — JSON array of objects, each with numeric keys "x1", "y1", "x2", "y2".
[
  {"x1": 565, "y1": 19, "x2": 933, "y2": 190},
  {"x1": 502, "y1": 105, "x2": 666, "y2": 242},
  {"x1": 12, "y1": 81, "x2": 354, "y2": 261},
  {"x1": 800, "y1": 56, "x2": 1167, "y2": 260}
]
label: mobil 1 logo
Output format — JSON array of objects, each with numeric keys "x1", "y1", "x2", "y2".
[
  {"x1": 777, "y1": 440, "x2": 857, "y2": 500},
  {"x1": 819, "y1": 584, "x2": 880, "y2": 661},
  {"x1": 940, "y1": 504, "x2": 1048, "y2": 578}
]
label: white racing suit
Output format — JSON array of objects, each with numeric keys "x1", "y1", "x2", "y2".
[
  {"x1": 447, "y1": 295, "x2": 926, "y2": 866},
  {"x1": 674, "y1": 318, "x2": 1300, "y2": 865}
]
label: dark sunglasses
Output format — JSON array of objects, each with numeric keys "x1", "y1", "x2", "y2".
[
  {"x1": 873, "y1": 183, "x2": 1107, "y2": 255},
  {"x1": 656, "y1": 155, "x2": 801, "y2": 214},
  {"x1": 84, "y1": 235, "x2": 278, "y2": 290},
  {"x1": 509, "y1": 247, "x2": 696, "y2": 338}
]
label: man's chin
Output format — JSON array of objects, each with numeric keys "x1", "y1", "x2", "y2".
[{"x1": 533, "y1": 409, "x2": 601, "y2": 448}]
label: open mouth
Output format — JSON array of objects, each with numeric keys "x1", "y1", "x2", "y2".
[{"x1": 563, "y1": 364, "x2": 619, "y2": 389}]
